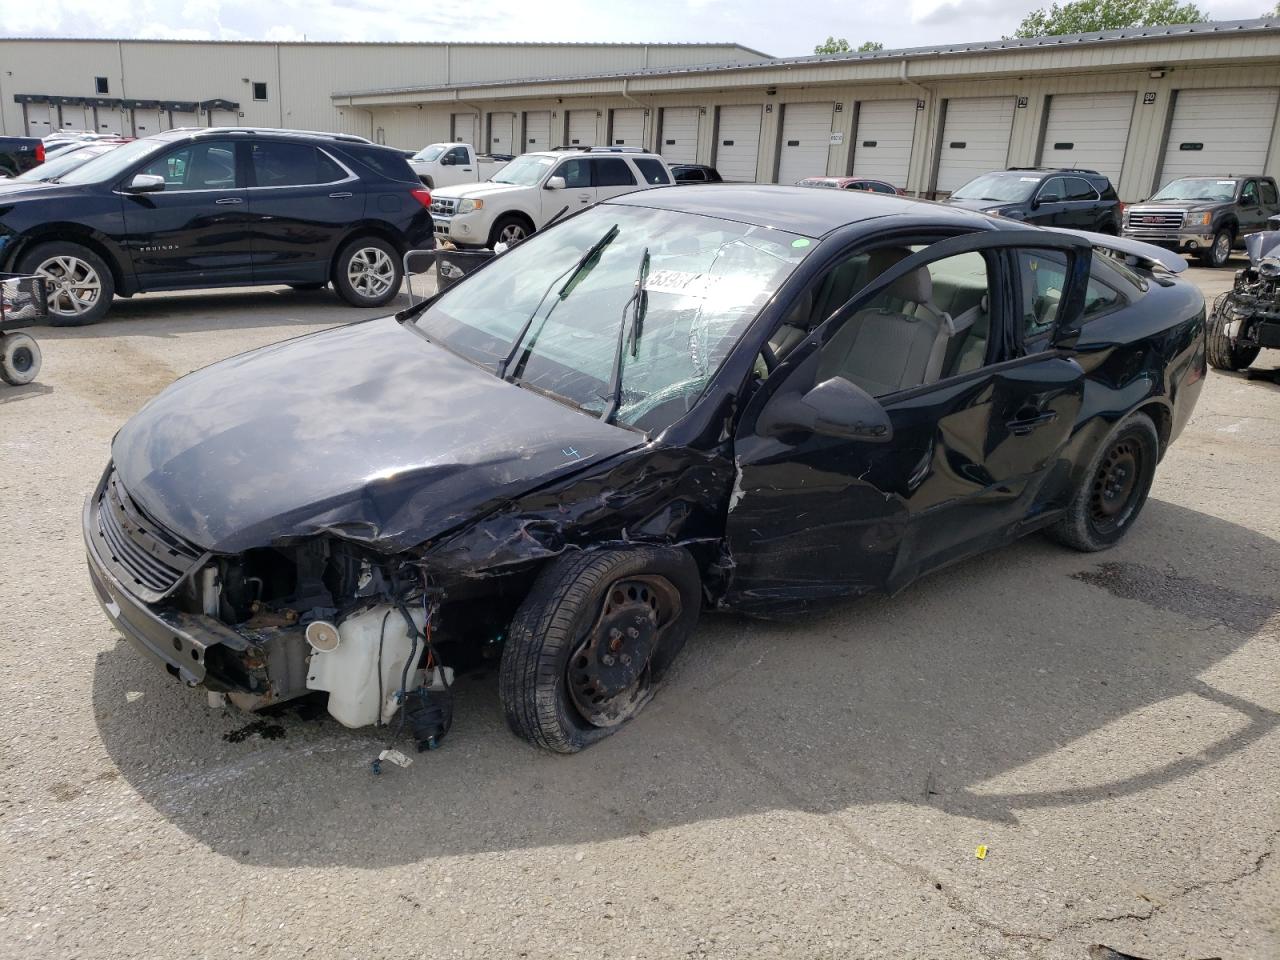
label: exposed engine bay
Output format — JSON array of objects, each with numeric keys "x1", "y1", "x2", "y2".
[{"x1": 1209, "y1": 223, "x2": 1280, "y2": 371}]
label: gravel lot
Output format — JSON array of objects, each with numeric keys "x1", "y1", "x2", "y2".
[{"x1": 0, "y1": 259, "x2": 1276, "y2": 960}]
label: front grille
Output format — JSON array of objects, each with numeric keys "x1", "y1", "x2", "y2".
[
  {"x1": 93, "y1": 470, "x2": 206, "y2": 602},
  {"x1": 430, "y1": 197, "x2": 457, "y2": 216},
  {"x1": 1127, "y1": 210, "x2": 1185, "y2": 229}
]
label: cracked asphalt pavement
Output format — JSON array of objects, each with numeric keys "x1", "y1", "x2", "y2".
[{"x1": 0, "y1": 262, "x2": 1276, "y2": 959}]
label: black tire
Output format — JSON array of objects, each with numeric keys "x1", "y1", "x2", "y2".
[
  {"x1": 0, "y1": 333, "x2": 42, "y2": 386},
  {"x1": 499, "y1": 546, "x2": 701, "y2": 753},
  {"x1": 1199, "y1": 228, "x2": 1233, "y2": 268},
  {"x1": 288, "y1": 282, "x2": 327, "y2": 291},
  {"x1": 17, "y1": 241, "x2": 115, "y2": 326},
  {"x1": 1047, "y1": 412, "x2": 1160, "y2": 552},
  {"x1": 1206, "y1": 296, "x2": 1261, "y2": 371},
  {"x1": 331, "y1": 236, "x2": 402, "y2": 307},
  {"x1": 488, "y1": 215, "x2": 532, "y2": 249}
]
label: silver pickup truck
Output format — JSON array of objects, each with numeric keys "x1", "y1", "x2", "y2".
[{"x1": 1122, "y1": 175, "x2": 1280, "y2": 267}]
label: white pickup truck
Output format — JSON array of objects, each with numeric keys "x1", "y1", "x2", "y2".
[
  {"x1": 430, "y1": 147, "x2": 674, "y2": 248},
  {"x1": 408, "y1": 143, "x2": 510, "y2": 189}
]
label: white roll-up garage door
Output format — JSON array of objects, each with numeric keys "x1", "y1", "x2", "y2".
[
  {"x1": 1158, "y1": 88, "x2": 1280, "y2": 186},
  {"x1": 611, "y1": 108, "x2": 646, "y2": 147},
  {"x1": 96, "y1": 107, "x2": 125, "y2": 135},
  {"x1": 716, "y1": 105, "x2": 762, "y2": 182},
  {"x1": 1039, "y1": 92, "x2": 1135, "y2": 182},
  {"x1": 660, "y1": 107, "x2": 700, "y2": 163},
  {"x1": 171, "y1": 110, "x2": 199, "y2": 129},
  {"x1": 777, "y1": 102, "x2": 834, "y2": 185},
  {"x1": 567, "y1": 110, "x2": 596, "y2": 148},
  {"x1": 24, "y1": 103, "x2": 52, "y2": 136},
  {"x1": 935, "y1": 97, "x2": 1015, "y2": 193},
  {"x1": 451, "y1": 112, "x2": 479, "y2": 146},
  {"x1": 523, "y1": 111, "x2": 552, "y2": 150},
  {"x1": 488, "y1": 113, "x2": 515, "y2": 154},
  {"x1": 852, "y1": 99, "x2": 916, "y2": 187}
]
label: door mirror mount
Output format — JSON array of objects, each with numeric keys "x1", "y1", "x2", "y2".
[
  {"x1": 124, "y1": 173, "x2": 166, "y2": 194},
  {"x1": 545, "y1": 176, "x2": 567, "y2": 190},
  {"x1": 1029, "y1": 197, "x2": 1041, "y2": 210},
  {"x1": 759, "y1": 377, "x2": 893, "y2": 442}
]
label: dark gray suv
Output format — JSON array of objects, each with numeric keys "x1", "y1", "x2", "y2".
[{"x1": 944, "y1": 168, "x2": 1121, "y2": 234}]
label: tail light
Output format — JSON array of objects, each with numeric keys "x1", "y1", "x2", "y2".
[
  {"x1": 36, "y1": 142, "x2": 45, "y2": 163},
  {"x1": 410, "y1": 187, "x2": 432, "y2": 210}
]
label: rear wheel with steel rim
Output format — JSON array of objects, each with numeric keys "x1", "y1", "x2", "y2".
[
  {"x1": 17, "y1": 241, "x2": 115, "y2": 326},
  {"x1": 1047, "y1": 412, "x2": 1159, "y2": 552},
  {"x1": 332, "y1": 236, "x2": 402, "y2": 307},
  {"x1": 0, "y1": 333, "x2": 42, "y2": 385},
  {"x1": 500, "y1": 546, "x2": 702, "y2": 753},
  {"x1": 488, "y1": 215, "x2": 531, "y2": 248}
]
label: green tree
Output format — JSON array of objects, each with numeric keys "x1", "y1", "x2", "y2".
[
  {"x1": 1010, "y1": 0, "x2": 1206, "y2": 38},
  {"x1": 814, "y1": 37, "x2": 884, "y2": 53}
]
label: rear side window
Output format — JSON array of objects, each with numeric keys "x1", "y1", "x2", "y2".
[
  {"x1": 1065, "y1": 177, "x2": 1099, "y2": 202},
  {"x1": 593, "y1": 157, "x2": 637, "y2": 187},
  {"x1": 633, "y1": 157, "x2": 670, "y2": 185},
  {"x1": 345, "y1": 145, "x2": 419, "y2": 183},
  {"x1": 250, "y1": 142, "x2": 346, "y2": 187}
]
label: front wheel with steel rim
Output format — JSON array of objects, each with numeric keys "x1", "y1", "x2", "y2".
[
  {"x1": 1201, "y1": 229, "x2": 1233, "y2": 268},
  {"x1": 500, "y1": 546, "x2": 702, "y2": 753},
  {"x1": 488, "y1": 215, "x2": 531, "y2": 249},
  {"x1": 0, "y1": 333, "x2": 42, "y2": 385},
  {"x1": 17, "y1": 241, "x2": 115, "y2": 326},
  {"x1": 332, "y1": 236, "x2": 403, "y2": 307},
  {"x1": 1046, "y1": 412, "x2": 1160, "y2": 552}
]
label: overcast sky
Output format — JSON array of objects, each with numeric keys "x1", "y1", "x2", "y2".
[{"x1": 0, "y1": 0, "x2": 1273, "y2": 56}]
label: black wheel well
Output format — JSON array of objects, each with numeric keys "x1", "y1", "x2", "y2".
[
  {"x1": 11, "y1": 231, "x2": 128, "y2": 294},
  {"x1": 1218, "y1": 219, "x2": 1238, "y2": 240},
  {"x1": 1135, "y1": 401, "x2": 1172, "y2": 457}
]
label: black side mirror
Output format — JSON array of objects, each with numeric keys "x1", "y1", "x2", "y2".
[
  {"x1": 759, "y1": 377, "x2": 893, "y2": 442},
  {"x1": 441, "y1": 156, "x2": 455, "y2": 166},
  {"x1": 1029, "y1": 197, "x2": 1041, "y2": 210}
]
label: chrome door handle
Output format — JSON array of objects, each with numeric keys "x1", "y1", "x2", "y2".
[
  {"x1": 328, "y1": 192, "x2": 353, "y2": 198},
  {"x1": 215, "y1": 197, "x2": 242, "y2": 204}
]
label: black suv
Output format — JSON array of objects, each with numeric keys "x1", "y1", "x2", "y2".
[
  {"x1": 944, "y1": 168, "x2": 1121, "y2": 234},
  {"x1": 0, "y1": 128, "x2": 434, "y2": 325}
]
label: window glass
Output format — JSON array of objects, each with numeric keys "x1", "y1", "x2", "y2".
[
  {"x1": 633, "y1": 157, "x2": 670, "y2": 185},
  {"x1": 554, "y1": 158, "x2": 591, "y2": 189},
  {"x1": 676, "y1": 166, "x2": 706, "y2": 182},
  {"x1": 949, "y1": 172, "x2": 1040, "y2": 202},
  {"x1": 413, "y1": 145, "x2": 445, "y2": 162},
  {"x1": 593, "y1": 157, "x2": 637, "y2": 187},
  {"x1": 350, "y1": 146, "x2": 416, "y2": 183},
  {"x1": 847, "y1": 181, "x2": 872, "y2": 192},
  {"x1": 1019, "y1": 250, "x2": 1125, "y2": 339},
  {"x1": 1151, "y1": 178, "x2": 1238, "y2": 202},
  {"x1": 445, "y1": 146, "x2": 469, "y2": 164},
  {"x1": 868, "y1": 181, "x2": 897, "y2": 194},
  {"x1": 139, "y1": 141, "x2": 237, "y2": 190},
  {"x1": 1262, "y1": 180, "x2": 1278, "y2": 205},
  {"x1": 415, "y1": 204, "x2": 813, "y2": 432},
  {"x1": 1241, "y1": 180, "x2": 1259, "y2": 205},
  {"x1": 1037, "y1": 177, "x2": 1067, "y2": 202},
  {"x1": 1065, "y1": 177, "x2": 1098, "y2": 202},
  {"x1": 250, "y1": 142, "x2": 344, "y2": 187},
  {"x1": 493, "y1": 154, "x2": 556, "y2": 186},
  {"x1": 806, "y1": 248, "x2": 994, "y2": 397}
]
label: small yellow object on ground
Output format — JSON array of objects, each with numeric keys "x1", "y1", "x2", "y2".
[{"x1": 975, "y1": 845, "x2": 988, "y2": 860}]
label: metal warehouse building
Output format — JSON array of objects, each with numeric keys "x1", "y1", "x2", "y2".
[{"x1": 2, "y1": 19, "x2": 1279, "y2": 202}]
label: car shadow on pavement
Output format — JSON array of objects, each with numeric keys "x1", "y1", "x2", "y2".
[{"x1": 90, "y1": 498, "x2": 1278, "y2": 867}]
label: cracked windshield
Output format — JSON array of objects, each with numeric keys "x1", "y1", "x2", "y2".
[{"x1": 416, "y1": 204, "x2": 813, "y2": 431}]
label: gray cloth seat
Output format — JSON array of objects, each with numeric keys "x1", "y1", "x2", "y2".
[{"x1": 816, "y1": 262, "x2": 953, "y2": 397}]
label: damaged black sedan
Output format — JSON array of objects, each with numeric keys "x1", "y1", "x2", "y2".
[{"x1": 85, "y1": 186, "x2": 1206, "y2": 753}]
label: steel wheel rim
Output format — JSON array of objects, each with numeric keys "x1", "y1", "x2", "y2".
[
  {"x1": 1089, "y1": 437, "x2": 1142, "y2": 534},
  {"x1": 1215, "y1": 233, "x2": 1230, "y2": 263},
  {"x1": 567, "y1": 575, "x2": 682, "y2": 728},
  {"x1": 347, "y1": 247, "x2": 395, "y2": 299},
  {"x1": 35, "y1": 255, "x2": 102, "y2": 316},
  {"x1": 10, "y1": 345, "x2": 34, "y2": 373},
  {"x1": 498, "y1": 223, "x2": 526, "y2": 244}
]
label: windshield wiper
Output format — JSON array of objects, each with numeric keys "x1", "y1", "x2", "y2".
[
  {"x1": 497, "y1": 223, "x2": 619, "y2": 380},
  {"x1": 600, "y1": 247, "x2": 650, "y2": 424}
]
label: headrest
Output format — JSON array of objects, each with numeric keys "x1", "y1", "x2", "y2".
[{"x1": 886, "y1": 266, "x2": 932, "y2": 304}]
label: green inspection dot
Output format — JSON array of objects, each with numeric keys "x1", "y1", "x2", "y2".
[{"x1": 792, "y1": 238, "x2": 811, "y2": 248}]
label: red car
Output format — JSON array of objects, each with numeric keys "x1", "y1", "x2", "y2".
[{"x1": 796, "y1": 175, "x2": 904, "y2": 195}]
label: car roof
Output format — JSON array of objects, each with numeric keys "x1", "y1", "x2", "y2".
[
  {"x1": 608, "y1": 183, "x2": 996, "y2": 238},
  {"x1": 151, "y1": 127, "x2": 373, "y2": 146}
]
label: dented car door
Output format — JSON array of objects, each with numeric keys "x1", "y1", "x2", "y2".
[{"x1": 723, "y1": 231, "x2": 1092, "y2": 611}]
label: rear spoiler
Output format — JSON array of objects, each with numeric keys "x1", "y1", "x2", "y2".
[{"x1": 1045, "y1": 228, "x2": 1187, "y2": 275}]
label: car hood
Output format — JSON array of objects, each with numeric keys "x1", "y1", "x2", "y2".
[
  {"x1": 435, "y1": 181, "x2": 530, "y2": 201},
  {"x1": 110, "y1": 317, "x2": 645, "y2": 555},
  {"x1": 0, "y1": 179, "x2": 72, "y2": 199},
  {"x1": 942, "y1": 197, "x2": 1006, "y2": 212},
  {"x1": 1128, "y1": 198, "x2": 1216, "y2": 211}
]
